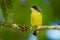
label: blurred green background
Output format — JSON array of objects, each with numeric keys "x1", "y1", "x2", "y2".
[{"x1": 0, "y1": 0, "x2": 60, "y2": 40}]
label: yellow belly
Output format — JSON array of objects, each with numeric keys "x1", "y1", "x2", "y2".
[{"x1": 31, "y1": 11, "x2": 42, "y2": 26}]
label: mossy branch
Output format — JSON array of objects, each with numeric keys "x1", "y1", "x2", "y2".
[
  {"x1": 0, "y1": 22, "x2": 60, "y2": 31},
  {"x1": 0, "y1": 22, "x2": 60, "y2": 35},
  {"x1": 1, "y1": 0, "x2": 13, "y2": 23}
]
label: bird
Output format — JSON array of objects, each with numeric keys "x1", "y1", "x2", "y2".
[{"x1": 30, "y1": 6, "x2": 42, "y2": 36}]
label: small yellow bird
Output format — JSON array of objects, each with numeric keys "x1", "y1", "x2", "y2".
[
  {"x1": 31, "y1": 6, "x2": 42, "y2": 36},
  {"x1": 31, "y1": 6, "x2": 42, "y2": 27}
]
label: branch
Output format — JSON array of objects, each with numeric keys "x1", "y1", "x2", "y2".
[
  {"x1": 0, "y1": 22, "x2": 60, "y2": 31},
  {"x1": 0, "y1": 22, "x2": 60, "y2": 36}
]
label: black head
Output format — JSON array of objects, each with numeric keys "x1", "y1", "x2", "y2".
[{"x1": 32, "y1": 6, "x2": 42, "y2": 12}]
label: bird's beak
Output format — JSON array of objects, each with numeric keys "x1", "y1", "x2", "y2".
[{"x1": 31, "y1": 7, "x2": 33, "y2": 10}]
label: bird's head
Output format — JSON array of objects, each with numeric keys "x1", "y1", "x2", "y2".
[{"x1": 31, "y1": 6, "x2": 42, "y2": 12}]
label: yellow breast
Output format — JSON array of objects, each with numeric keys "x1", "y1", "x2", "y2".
[{"x1": 31, "y1": 8, "x2": 42, "y2": 26}]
